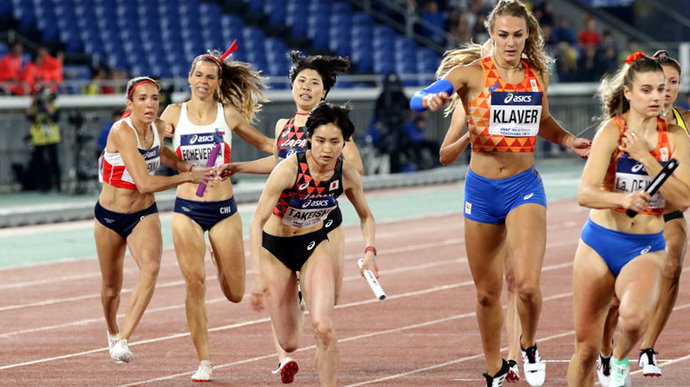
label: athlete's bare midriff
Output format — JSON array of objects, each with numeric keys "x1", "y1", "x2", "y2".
[
  {"x1": 175, "y1": 178, "x2": 234, "y2": 201},
  {"x1": 468, "y1": 151, "x2": 535, "y2": 179},
  {"x1": 98, "y1": 184, "x2": 155, "y2": 213}
]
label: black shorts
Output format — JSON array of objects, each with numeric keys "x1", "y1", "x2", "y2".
[
  {"x1": 95, "y1": 201, "x2": 158, "y2": 240},
  {"x1": 262, "y1": 227, "x2": 329, "y2": 272},
  {"x1": 323, "y1": 206, "x2": 343, "y2": 232},
  {"x1": 664, "y1": 210, "x2": 685, "y2": 223}
]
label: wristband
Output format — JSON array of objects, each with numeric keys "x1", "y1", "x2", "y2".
[
  {"x1": 364, "y1": 246, "x2": 377, "y2": 256},
  {"x1": 410, "y1": 79, "x2": 454, "y2": 111}
]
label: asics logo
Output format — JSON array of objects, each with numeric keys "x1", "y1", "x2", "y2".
[
  {"x1": 524, "y1": 193, "x2": 534, "y2": 200},
  {"x1": 181, "y1": 206, "x2": 191, "y2": 212},
  {"x1": 640, "y1": 246, "x2": 651, "y2": 255},
  {"x1": 504, "y1": 93, "x2": 532, "y2": 103},
  {"x1": 302, "y1": 199, "x2": 330, "y2": 208},
  {"x1": 631, "y1": 163, "x2": 645, "y2": 173},
  {"x1": 282, "y1": 130, "x2": 290, "y2": 138},
  {"x1": 325, "y1": 219, "x2": 333, "y2": 228},
  {"x1": 104, "y1": 218, "x2": 115, "y2": 224},
  {"x1": 307, "y1": 241, "x2": 316, "y2": 250},
  {"x1": 190, "y1": 134, "x2": 214, "y2": 144},
  {"x1": 299, "y1": 182, "x2": 310, "y2": 190}
]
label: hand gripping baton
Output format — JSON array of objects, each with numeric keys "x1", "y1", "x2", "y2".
[
  {"x1": 626, "y1": 158, "x2": 679, "y2": 218},
  {"x1": 357, "y1": 258, "x2": 386, "y2": 301},
  {"x1": 195, "y1": 142, "x2": 221, "y2": 197}
]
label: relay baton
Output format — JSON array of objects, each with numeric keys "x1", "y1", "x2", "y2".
[
  {"x1": 357, "y1": 258, "x2": 386, "y2": 301},
  {"x1": 626, "y1": 158, "x2": 679, "y2": 218},
  {"x1": 195, "y1": 142, "x2": 221, "y2": 197}
]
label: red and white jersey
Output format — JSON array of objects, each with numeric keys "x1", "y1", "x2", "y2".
[
  {"x1": 101, "y1": 117, "x2": 161, "y2": 190},
  {"x1": 173, "y1": 102, "x2": 232, "y2": 167}
]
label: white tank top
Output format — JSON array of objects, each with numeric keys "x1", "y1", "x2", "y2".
[
  {"x1": 173, "y1": 102, "x2": 232, "y2": 167},
  {"x1": 101, "y1": 117, "x2": 161, "y2": 190}
]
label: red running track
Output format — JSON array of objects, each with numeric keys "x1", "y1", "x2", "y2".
[{"x1": 1, "y1": 199, "x2": 689, "y2": 386}]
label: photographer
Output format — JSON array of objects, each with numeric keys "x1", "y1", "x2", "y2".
[{"x1": 26, "y1": 87, "x2": 61, "y2": 192}]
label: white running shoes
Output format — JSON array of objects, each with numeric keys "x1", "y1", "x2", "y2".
[
  {"x1": 506, "y1": 359, "x2": 520, "y2": 383},
  {"x1": 596, "y1": 353, "x2": 612, "y2": 386},
  {"x1": 638, "y1": 348, "x2": 662, "y2": 377},
  {"x1": 610, "y1": 357, "x2": 631, "y2": 387},
  {"x1": 520, "y1": 343, "x2": 546, "y2": 386},
  {"x1": 272, "y1": 357, "x2": 299, "y2": 384},
  {"x1": 483, "y1": 359, "x2": 509, "y2": 387},
  {"x1": 192, "y1": 360, "x2": 213, "y2": 382},
  {"x1": 110, "y1": 339, "x2": 133, "y2": 363}
]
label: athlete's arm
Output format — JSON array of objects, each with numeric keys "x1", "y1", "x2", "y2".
[
  {"x1": 536, "y1": 72, "x2": 591, "y2": 158},
  {"x1": 342, "y1": 139, "x2": 364, "y2": 174},
  {"x1": 413, "y1": 62, "x2": 482, "y2": 112},
  {"x1": 226, "y1": 106, "x2": 274, "y2": 154},
  {"x1": 248, "y1": 156, "x2": 298, "y2": 310},
  {"x1": 577, "y1": 121, "x2": 647, "y2": 210},
  {"x1": 160, "y1": 104, "x2": 181, "y2": 138},
  {"x1": 439, "y1": 103, "x2": 470, "y2": 166},
  {"x1": 342, "y1": 164, "x2": 378, "y2": 276},
  {"x1": 109, "y1": 120, "x2": 208, "y2": 193}
]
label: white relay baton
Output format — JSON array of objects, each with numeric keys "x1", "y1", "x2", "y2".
[{"x1": 357, "y1": 258, "x2": 386, "y2": 301}]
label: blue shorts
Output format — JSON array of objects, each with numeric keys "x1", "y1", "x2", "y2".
[
  {"x1": 174, "y1": 196, "x2": 238, "y2": 232},
  {"x1": 463, "y1": 166, "x2": 547, "y2": 224},
  {"x1": 94, "y1": 201, "x2": 158, "y2": 240},
  {"x1": 580, "y1": 218, "x2": 665, "y2": 277}
]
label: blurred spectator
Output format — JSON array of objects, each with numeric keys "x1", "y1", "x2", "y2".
[
  {"x1": 551, "y1": 17, "x2": 577, "y2": 46},
  {"x1": 577, "y1": 15, "x2": 600, "y2": 47},
  {"x1": 403, "y1": 112, "x2": 440, "y2": 170},
  {"x1": 472, "y1": 12, "x2": 489, "y2": 43},
  {"x1": 419, "y1": 1, "x2": 446, "y2": 46},
  {"x1": 617, "y1": 38, "x2": 642, "y2": 65},
  {"x1": 554, "y1": 40, "x2": 578, "y2": 82},
  {"x1": 22, "y1": 46, "x2": 64, "y2": 93},
  {"x1": 576, "y1": 44, "x2": 598, "y2": 82},
  {"x1": 0, "y1": 41, "x2": 26, "y2": 95},
  {"x1": 96, "y1": 110, "x2": 122, "y2": 155},
  {"x1": 534, "y1": 1, "x2": 555, "y2": 27},
  {"x1": 596, "y1": 30, "x2": 618, "y2": 76},
  {"x1": 447, "y1": 9, "x2": 472, "y2": 48},
  {"x1": 84, "y1": 67, "x2": 115, "y2": 95},
  {"x1": 371, "y1": 73, "x2": 411, "y2": 173},
  {"x1": 26, "y1": 87, "x2": 61, "y2": 192}
]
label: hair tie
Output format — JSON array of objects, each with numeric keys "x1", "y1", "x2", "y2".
[
  {"x1": 625, "y1": 51, "x2": 647, "y2": 65},
  {"x1": 219, "y1": 39, "x2": 238, "y2": 62}
]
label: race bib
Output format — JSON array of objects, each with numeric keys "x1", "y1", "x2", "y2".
[
  {"x1": 489, "y1": 91, "x2": 543, "y2": 137},
  {"x1": 614, "y1": 157, "x2": 667, "y2": 209},
  {"x1": 281, "y1": 196, "x2": 338, "y2": 228},
  {"x1": 178, "y1": 131, "x2": 224, "y2": 167}
]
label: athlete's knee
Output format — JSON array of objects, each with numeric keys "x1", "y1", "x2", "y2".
[
  {"x1": 101, "y1": 283, "x2": 121, "y2": 300},
  {"x1": 311, "y1": 317, "x2": 336, "y2": 348},
  {"x1": 185, "y1": 275, "x2": 207, "y2": 299},
  {"x1": 504, "y1": 273, "x2": 518, "y2": 293},
  {"x1": 617, "y1": 307, "x2": 645, "y2": 338},
  {"x1": 475, "y1": 287, "x2": 502, "y2": 307},
  {"x1": 516, "y1": 282, "x2": 540, "y2": 304},
  {"x1": 573, "y1": 339, "x2": 598, "y2": 365},
  {"x1": 662, "y1": 255, "x2": 683, "y2": 282},
  {"x1": 278, "y1": 335, "x2": 299, "y2": 353}
]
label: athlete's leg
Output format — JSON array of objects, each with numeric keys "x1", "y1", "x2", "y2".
[
  {"x1": 119, "y1": 213, "x2": 163, "y2": 340},
  {"x1": 300, "y1": 242, "x2": 339, "y2": 387},
  {"x1": 465, "y1": 218, "x2": 507, "y2": 376},
  {"x1": 601, "y1": 298, "x2": 619, "y2": 357},
  {"x1": 327, "y1": 225, "x2": 345, "y2": 304},
  {"x1": 172, "y1": 213, "x2": 211, "y2": 361},
  {"x1": 504, "y1": 248, "x2": 521, "y2": 362},
  {"x1": 612, "y1": 251, "x2": 664, "y2": 361},
  {"x1": 641, "y1": 217, "x2": 687, "y2": 348},
  {"x1": 262, "y1": 249, "x2": 302, "y2": 354},
  {"x1": 567, "y1": 240, "x2": 615, "y2": 387},
  {"x1": 208, "y1": 212, "x2": 246, "y2": 302},
  {"x1": 94, "y1": 220, "x2": 127, "y2": 336},
  {"x1": 505, "y1": 203, "x2": 546, "y2": 349}
]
